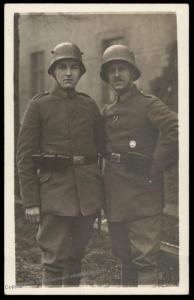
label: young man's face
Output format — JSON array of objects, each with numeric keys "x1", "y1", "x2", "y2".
[
  {"x1": 53, "y1": 59, "x2": 81, "y2": 90},
  {"x1": 106, "y1": 61, "x2": 134, "y2": 92}
]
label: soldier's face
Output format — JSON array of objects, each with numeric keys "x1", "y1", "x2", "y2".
[
  {"x1": 54, "y1": 60, "x2": 81, "y2": 89},
  {"x1": 106, "y1": 61, "x2": 134, "y2": 92}
]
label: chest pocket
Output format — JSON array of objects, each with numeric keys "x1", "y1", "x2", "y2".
[
  {"x1": 41, "y1": 107, "x2": 69, "y2": 139},
  {"x1": 127, "y1": 169, "x2": 153, "y2": 187}
]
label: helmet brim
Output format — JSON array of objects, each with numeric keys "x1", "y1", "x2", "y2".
[
  {"x1": 100, "y1": 58, "x2": 141, "y2": 82},
  {"x1": 48, "y1": 56, "x2": 86, "y2": 76}
]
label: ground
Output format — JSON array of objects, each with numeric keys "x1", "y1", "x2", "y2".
[{"x1": 15, "y1": 204, "x2": 179, "y2": 287}]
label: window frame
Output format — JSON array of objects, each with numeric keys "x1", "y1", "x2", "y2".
[{"x1": 30, "y1": 50, "x2": 45, "y2": 97}]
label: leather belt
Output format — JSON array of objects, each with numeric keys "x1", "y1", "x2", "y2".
[
  {"x1": 105, "y1": 150, "x2": 152, "y2": 173},
  {"x1": 105, "y1": 151, "x2": 151, "y2": 162},
  {"x1": 32, "y1": 153, "x2": 99, "y2": 171}
]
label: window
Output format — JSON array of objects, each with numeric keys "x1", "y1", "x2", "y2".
[
  {"x1": 102, "y1": 37, "x2": 125, "y2": 104},
  {"x1": 102, "y1": 37, "x2": 125, "y2": 53},
  {"x1": 31, "y1": 51, "x2": 45, "y2": 96}
]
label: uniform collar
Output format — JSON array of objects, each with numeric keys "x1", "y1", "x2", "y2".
[
  {"x1": 50, "y1": 83, "x2": 77, "y2": 100},
  {"x1": 117, "y1": 84, "x2": 139, "y2": 103}
]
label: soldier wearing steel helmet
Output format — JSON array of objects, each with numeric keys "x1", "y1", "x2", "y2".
[
  {"x1": 100, "y1": 44, "x2": 178, "y2": 286},
  {"x1": 17, "y1": 42, "x2": 105, "y2": 286}
]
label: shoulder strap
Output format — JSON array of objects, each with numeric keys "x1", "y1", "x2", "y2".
[
  {"x1": 77, "y1": 92, "x2": 91, "y2": 99},
  {"x1": 138, "y1": 89, "x2": 158, "y2": 100},
  {"x1": 32, "y1": 91, "x2": 50, "y2": 101}
]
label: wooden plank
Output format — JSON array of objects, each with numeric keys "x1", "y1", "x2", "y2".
[
  {"x1": 163, "y1": 203, "x2": 178, "y2": 217},
  {"x1": 160, "y1": 241, "x2": 179, "y2": 257}
]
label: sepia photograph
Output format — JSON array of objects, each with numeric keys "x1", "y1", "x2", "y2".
[{"x1": 4, "y1": 3, "x2": 189, "y2": 295}]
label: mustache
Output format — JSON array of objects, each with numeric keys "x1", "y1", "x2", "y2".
[{"x1": 113, "y1": 79, "x2": 124, "y2": 83}]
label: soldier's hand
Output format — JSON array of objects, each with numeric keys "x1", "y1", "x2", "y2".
[{"x1": 25, "y1": 206, "x2": 40, "y2": 224}]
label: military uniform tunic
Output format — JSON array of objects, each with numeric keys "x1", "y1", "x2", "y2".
[
  {"x1": 17, "y1": 85, "x2": 104, "y2": 216},
  {"x1": 103, "y1": 84, "x2": 178, "y2": 222},
  {"x1": 17, "y1": 84, "x2": 105, "y2": 285}
]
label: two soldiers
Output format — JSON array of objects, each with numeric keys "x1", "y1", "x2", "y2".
[{"x1": 17, "y1": 42, "x2": 178, "y2": 286}]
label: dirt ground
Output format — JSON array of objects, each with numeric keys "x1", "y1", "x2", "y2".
[{"x1": 15, "y1": 204, "x2": 179, "y2": 287}]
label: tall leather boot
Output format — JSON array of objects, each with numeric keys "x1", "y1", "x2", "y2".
[
  {"x1": 64, "y1": 274, "x2": 81, "y2": 286},
  {"x1": 42, "y1": 268, "x2": 63, "y2": 287},
  {"x1": 63, "y1": 260, "x2": 82, "y2": 286},
  {"x1": 121, "y1": 262, "x2": 138, "y2": 286}
]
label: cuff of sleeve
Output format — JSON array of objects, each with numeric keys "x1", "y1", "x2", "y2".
[{"x1": 23, "y1": 203, "x2": 41, "y2": 209}]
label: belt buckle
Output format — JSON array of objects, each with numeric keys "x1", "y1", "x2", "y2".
[
  {"x1": 111, "y1": 153, "x2": 121, "y2": 163},
  {"x1": 73, "y1": 155, "x2": 84, "y2": 165}
]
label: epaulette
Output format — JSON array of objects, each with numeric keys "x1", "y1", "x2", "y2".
[
  {"x1": 32, "y1": 91, "x2": 50, "y2": 101},
  {"x1": 77, "y1": 92, "x2": 92, "y2": 100},
  {"x1": 138, "y1": 89, "x2": 158, "y2": 100}
]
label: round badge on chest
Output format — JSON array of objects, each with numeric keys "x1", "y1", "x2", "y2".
[{"x1": 129, "y1": 140, "x2": 136, "y2": 148}]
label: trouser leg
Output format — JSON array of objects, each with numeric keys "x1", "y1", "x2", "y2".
[
  {"x1": 108, "y1": 222, "x2": 138, "y2": 286},
  {"x1": 36, "y1": 214, "x2": 72, "y2": 287},
  {"x1": 121, "y1": 261, "x2": 138, "y2": 286},
  {"x1": 36, "y1": 214, "x2": 97, "y2": 287},
  {"x1": 127, "y1": 214, "x2": 162, "y2": 286},
  {"x1": 64, "y1": 215, "x2": 97, "y2": 286},
  {"x1": 42, "y1": 268, "x2": 63, "y2": 287}
]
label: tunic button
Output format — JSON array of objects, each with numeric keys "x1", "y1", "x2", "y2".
[{"x1": 129, "y1": 140, "x2": 136, "y2": 148}]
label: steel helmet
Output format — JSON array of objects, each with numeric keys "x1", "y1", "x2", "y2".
[
  {"x1": 100, "y1": 44, "x2": 141, "y2": 82},
  {"x1": 48, "y1": 42, "x2": 86, "y2": 76}
]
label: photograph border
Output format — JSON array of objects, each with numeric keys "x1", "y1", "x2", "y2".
[{"x1": 4, "y1": 3, "x2": 189, "y2": 295}]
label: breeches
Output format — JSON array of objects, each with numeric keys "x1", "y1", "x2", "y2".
[
  {"x1": 36, "y1": 214, "x2": 96, "y2": 285},
  {"x1": 108, "y1": 214, "x2": 162, "y2": 285}
]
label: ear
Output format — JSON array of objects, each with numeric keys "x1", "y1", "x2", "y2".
[
  {"x1": 128, "y1": 66, "x2": 135, "y2": 81},
  {"x1": 77, "y1": 65, "x2": 82, "y2": 78}
]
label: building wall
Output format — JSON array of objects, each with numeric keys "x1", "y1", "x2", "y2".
[{"x1": 19, "y1": 13, "x2": 177, "y2": 117}]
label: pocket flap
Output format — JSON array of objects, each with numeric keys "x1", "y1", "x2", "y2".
[{"x1": 39, "y1": 171, "x2": 52, "y2": 184}]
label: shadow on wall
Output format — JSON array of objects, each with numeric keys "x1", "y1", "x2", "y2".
[
  {"x1": 150, "y1": 41, "x2": 178, "y2": 113},
  {"x1": 150, "y1": 41, "x2": 178, "y2": 208}
]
